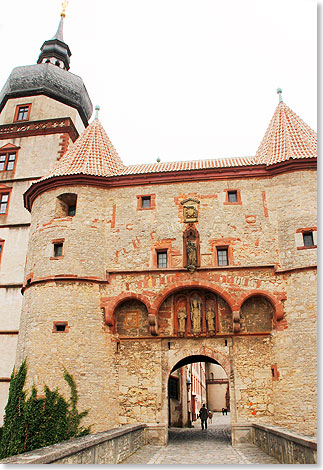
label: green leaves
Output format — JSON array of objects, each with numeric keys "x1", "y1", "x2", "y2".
[{"x1": 0, "y1": 362, "x2": 91, "y2": 459}]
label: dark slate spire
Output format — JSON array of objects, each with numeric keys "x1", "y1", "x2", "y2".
[{"x1": 37, "y1": 10, "x2": 71, "y2": 70}]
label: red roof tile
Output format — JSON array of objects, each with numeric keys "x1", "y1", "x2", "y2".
[
  {"x1": 42, "y1": 118, "x2": 125, "y2": 180},
  {"x1": 40, "y1": 100, "x2": 316, "y2": 183},
  {"x1": 255, "y1": 102, "x2": 317, "y2": 165}
]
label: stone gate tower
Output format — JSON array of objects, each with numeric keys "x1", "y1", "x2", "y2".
[
  {"x1": 17, "y1": 94, "x2": 317, "y2": 443},
  {"x1": 0, "y1": 10, "x2": 92, "y2": 423}
]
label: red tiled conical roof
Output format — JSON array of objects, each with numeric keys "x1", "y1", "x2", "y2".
[
  {"x1": 255, "y1": 101, "x2": 317, "y2": 165},
  {"x1": 43, "y1": 118, "x2": 124, "y2": 179}
]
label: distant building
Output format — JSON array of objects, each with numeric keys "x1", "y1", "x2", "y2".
[{"x1": 0, "y1": 12, "x2": 317, "y2": 446}]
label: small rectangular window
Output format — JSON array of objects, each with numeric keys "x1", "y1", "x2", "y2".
[
  {"x1": 303, "y1": 232, "x2": 314, "y2": 247},
  {"x1": 217, "y1": 248, "x2": 228, "y2": 266},
  {"x1": 0, "y1": 193, "x2": 9, "y2": 214},
  {"x1": 15, "y1": 105, "x2": 31, "y2": 121},
  {"x1": 0, "y1": 155, "x2": 6, "y2": 171},
  {"x1": 228, "y1": 191, "x2": 238, "y2": 203},
  {"x1": 53, "y1": 243, "x2": 63, "y2": 257},
  {"x1": 141, "y1": 196, "x2": 151, "y2": 209},
  {"x1": 157, "y1": 251, "x2": 167, "y2": 268},
  {"x1": 53, "y1": 321, "x2": 69, "y2": 333},
  {"x1": 0, "y1": 152, "x2": 16, "y2": 172}
]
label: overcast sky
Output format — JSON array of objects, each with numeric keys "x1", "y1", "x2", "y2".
[{"x1": 0, "y1": 0, "x2": 317, "y2": 166}]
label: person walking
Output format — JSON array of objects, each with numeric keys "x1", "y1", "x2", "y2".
[
  {"x1": 208, "y1": 410, "x2": 213, "y2": 424},
  {"x1": 199, "y1": 404, "x2": 208, "y2": 430}
]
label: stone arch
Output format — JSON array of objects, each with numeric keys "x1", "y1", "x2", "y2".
[
  {"x1": 237, "y1": 290, "x2": 284, "y2": 321},
  {"x1": 114, "y1": 298, "x2": 149, "y2": 336},
  {"x1": 151, "y1": 281, "x2": 237, "y2": 315},
  {"x1": 101, "y1": 292, "x2": 151, "y2": 332},
  {"x1": 167, "y1": 346, "x2": 231, "y2": 379},
  {"x1": 240, "y1": 295, "x2": 275, "y2": 332},
  {"x1": 156, "y1": 284, "x2": 233, "y2": 337}
]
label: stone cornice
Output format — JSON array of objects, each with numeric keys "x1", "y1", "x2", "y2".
[
  {"x1": 0, "y1": 117, "x2": 79, "y2": 142},
  {"x1": 23, "y1": 158, "x2": 317, "y2": 212}
]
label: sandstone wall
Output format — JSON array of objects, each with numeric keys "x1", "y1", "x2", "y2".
[
  {"x1": 15, "y1": 283, "x2": 120, "y2": 432},
  {"x1": 271, "y1": 270, "x2": 317, "y2": 436},
  {"x1": 15, "y1": 167, "x2": 317, "y2": 436}
]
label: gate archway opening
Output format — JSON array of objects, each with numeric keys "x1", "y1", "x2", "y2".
[{"x1": 168, "y1": 355, "x2": 231, "y2": 435}]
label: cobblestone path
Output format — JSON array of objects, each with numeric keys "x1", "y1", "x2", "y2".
[{"x1": 120, "y1": 415, "x2": 279, "y2": 464}]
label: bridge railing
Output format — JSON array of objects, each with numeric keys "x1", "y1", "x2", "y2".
[{"x1": 0, "y1": 423, "x2": 166, "y2": 464}]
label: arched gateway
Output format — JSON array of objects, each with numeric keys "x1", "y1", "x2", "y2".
[{"x1": 106, "y1": 285, "x2": 277, "y2": 444}]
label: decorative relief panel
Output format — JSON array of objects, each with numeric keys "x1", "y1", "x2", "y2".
[
  {"x1": 172, "y1": 289, "x2": 223, "y2": 337},
  {"x1": 181, "y1": 198, "x2": 200, "y2": 223}
]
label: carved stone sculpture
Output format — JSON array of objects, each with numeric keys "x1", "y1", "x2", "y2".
[
  {"x1": 186, "y1": 240, "x2": 197, "y2": 272},
  {"x1": 206, "y1": 306, "x2": 215, "y2": 334},
  {"x1": 190, "y1": 298, "x2": 201, "y2": 335},
  {"x1": 177, "y1": 307, "x2": 187, "y2": 336}
]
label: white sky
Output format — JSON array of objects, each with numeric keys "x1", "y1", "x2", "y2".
[{"x1": 0, "y1": 0, "x2": 317, "y2": 166}]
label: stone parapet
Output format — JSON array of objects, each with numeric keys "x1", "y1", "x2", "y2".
[
  {"x1": 251, "y1": 423, "x2": 317, "y2": 464},
  {"x1": 0, "y1": 424, "x2": 146, "y2": 464}
]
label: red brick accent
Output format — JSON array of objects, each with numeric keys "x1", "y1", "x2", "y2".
[
  {"x1": 111, "y1": 203, "x2": 116, "y2": 228},
  {"x1": 297, "y1": 245, "x2": 317, "y2": 250},
  {"x1": 262, "y1": 191, "x2": 269, "y2": 217},
  {"x1": 223, "y1": 189, "x2": 242, "y2": 205},
  {"x1": 58, "y1": 133, "x2": 70, "y2": 160},
  {"x1": 271, "y1": 363, "x2": 279, "y2": 381},
  {"x1": 296, "y1": 227, "x2": 317, "y2": 233},
  {"x1": 0, "y1": 238, "x2": 4, "y2": 264}
]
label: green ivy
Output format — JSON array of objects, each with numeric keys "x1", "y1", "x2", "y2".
[{"x1": 0, "y1": 361, "x2": 91, "y2": 459}]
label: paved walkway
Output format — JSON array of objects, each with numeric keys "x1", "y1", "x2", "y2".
[{"x1": 120, "y1": 414, "x2": 279, "y2": 464}]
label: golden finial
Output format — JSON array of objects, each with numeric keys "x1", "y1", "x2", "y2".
[{"x1": 61, "y1": 0, "x2": 69, "y2": 17}]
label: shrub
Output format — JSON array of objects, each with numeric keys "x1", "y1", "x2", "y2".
[{"x1": 0, "y1": 362, "x2": 90, "y2": 459}]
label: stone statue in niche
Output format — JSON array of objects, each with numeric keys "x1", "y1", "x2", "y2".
[
  {"x1": 190, "y1": 297, "x2": 202, "y2": 335},
  {"x1": 206, "y1": 305, "x2": 215, "y2": 335},
  {"x1": 186, "y1": 240, "x2": 197, "y2": 272},
  {"x1": 177, "y1": 307, "x2": 187, "y2": 336}
]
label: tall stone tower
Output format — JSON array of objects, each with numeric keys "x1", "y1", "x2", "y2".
[{"x1": 0, "y1": 10, "x2": 92, "y2": 423}]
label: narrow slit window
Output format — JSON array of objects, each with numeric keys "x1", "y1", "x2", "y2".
[
  {"x1": 217, "y1": 248, "x2": 229, "y2": 266},
  {"x1": 54, "y1": 243, "x2": 63, "y2": 257},
  {"x1": 157, "y1": 251, "x2": 167, "y2": 268}
]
